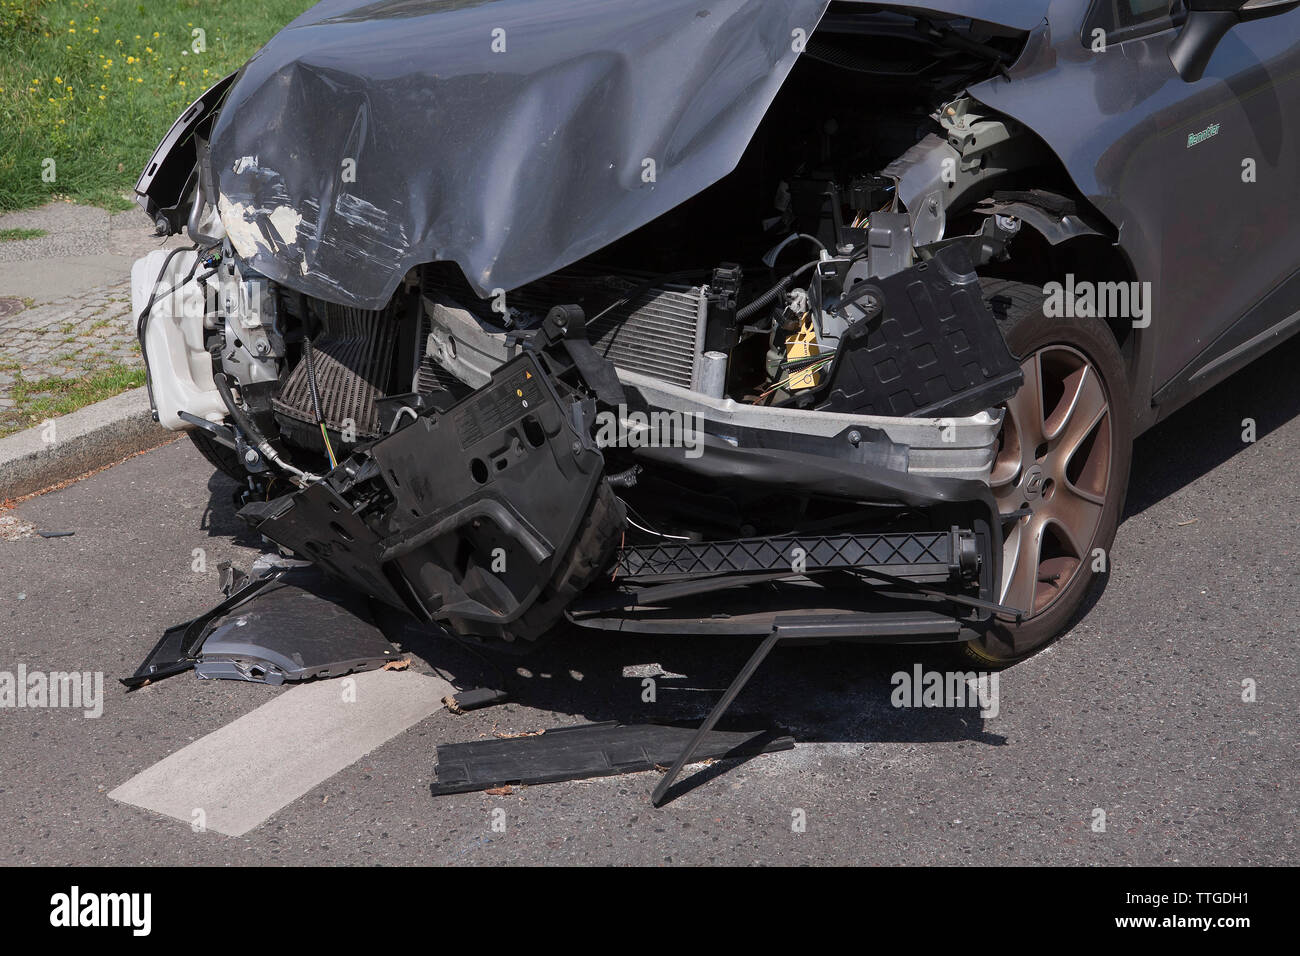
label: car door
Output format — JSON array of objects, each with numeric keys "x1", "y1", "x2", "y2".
[{"x1": 1135, "y1": 1, "x2": 1300, "y2": 391}]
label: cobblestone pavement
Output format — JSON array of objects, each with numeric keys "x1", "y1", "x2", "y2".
[
  {"x1": 0, "y1": 281, "x2": 139, "y2": 411},
  {"x1": 0, "y1": 201, "x2": 186, "y2": 423}
]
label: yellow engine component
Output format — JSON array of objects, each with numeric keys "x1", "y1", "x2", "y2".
[{"x1": 785, "y1": 313, "x2": 822, "y2": 391}]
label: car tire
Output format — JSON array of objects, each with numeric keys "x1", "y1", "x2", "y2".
[
  {"x1": 961, "y1": 277, "x2": 1134, "y2": 666},
  {"x1": 187, "y1": 429, "x2": 247, "y2": 482}
]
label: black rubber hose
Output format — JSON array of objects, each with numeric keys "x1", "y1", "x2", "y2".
[
  {"x1": 606, "y1": 464, "x2": 642, "y2": 489},
  {"x1": 213, "y1": 371, "x2": 267, "y2": 449},
  {"x1": 136, "y1": 242, "x2": 220, "y2": 342},
  {"x1": 135, "y1": 245, "x2": 192, "y2": 341},
  {"x1": 302, "y1": 337, "x2": 325, "y2": 425},
  {"x1": 736, "y1": 259, "x2": 819, "y2": 323},
  {"x1": 212, "y1": 371, "x2": 317, "y2": 482}
]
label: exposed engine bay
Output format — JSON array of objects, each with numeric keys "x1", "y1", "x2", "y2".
[{"x1": 129, "y1": 2, "x2": 1084, "y2": 651}]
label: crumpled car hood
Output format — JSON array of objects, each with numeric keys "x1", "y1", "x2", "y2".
[{"x1": 209, "y1": 0, "x2": 1046, "y2": 309}]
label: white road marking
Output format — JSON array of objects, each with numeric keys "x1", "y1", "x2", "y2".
[{"x1": 109, "y1": 670, "x2": 453, "y2": 836}]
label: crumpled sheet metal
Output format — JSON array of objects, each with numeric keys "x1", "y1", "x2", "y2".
[{"x1": 209, "y1": 0, "x2": 830, "y2": 309}]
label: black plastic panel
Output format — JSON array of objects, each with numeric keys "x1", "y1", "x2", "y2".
[{"x1": 819, "y1": 244, "x2": 1023, "y2": 417}]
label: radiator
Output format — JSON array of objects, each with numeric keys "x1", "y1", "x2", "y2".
[
  {"x1": 422, "y1": 265, "x2": 708, "y2": 390},
  {"x1": 272, "y1": 300, "x2": 397, "y2": 439}
]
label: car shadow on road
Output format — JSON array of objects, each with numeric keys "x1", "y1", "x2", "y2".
[
  {"x1": 384, "y1": 617, "x2": 1007, "y2": 802},
  {"x1": 387, "y1": 608, "x2": 1005, "y2": 740},
  {"x1": 198, "y1": 471, "x2": 266, "y2": 548}
]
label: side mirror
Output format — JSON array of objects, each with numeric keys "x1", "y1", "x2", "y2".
[{"x1": 1169, "y1": 0, "x2": 1300, "y2": 82}]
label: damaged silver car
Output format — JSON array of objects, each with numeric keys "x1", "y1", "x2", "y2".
[{"x1": 129, "y1": 0, "x2": 1300, "y2": 670}]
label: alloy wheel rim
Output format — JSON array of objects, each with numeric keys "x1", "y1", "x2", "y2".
[{"x1": 992, "y1": 345, "x2": 1113, "y2": 620}]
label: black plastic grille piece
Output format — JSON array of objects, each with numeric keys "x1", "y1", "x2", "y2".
[{"x1": 615, "y1": 531, "x2": 966, "y2": 583}]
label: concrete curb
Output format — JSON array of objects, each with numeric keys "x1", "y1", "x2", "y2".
[{"x1": 0, "y1": 386, "x2": 174, "y2": 500}]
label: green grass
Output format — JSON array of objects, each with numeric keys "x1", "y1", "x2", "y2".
[
  {"x1": 0, "y1": 226, "x2": 48, "y2": 240},
  {"x1": 0, "y1": 0, "x2": 314, "y2": 212},
  {"x1": 0, "y1": 362, "x2": 146, "y2": 436}
]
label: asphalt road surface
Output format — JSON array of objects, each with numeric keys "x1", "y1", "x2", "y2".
[{"x1": 2, "y1": 336, "x2": 1297, "y2": 866}]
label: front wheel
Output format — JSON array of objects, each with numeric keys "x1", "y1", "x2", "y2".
[{"x1": 962, "y1": 278, "x2": 1134, "y2": 666}]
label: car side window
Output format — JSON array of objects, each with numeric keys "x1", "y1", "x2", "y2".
[{"x1": 1082, "y1": 0, "x2": 1186, "y2": 46}]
